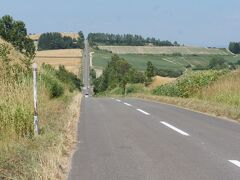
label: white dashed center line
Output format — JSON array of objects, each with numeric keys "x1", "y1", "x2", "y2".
[
  {"x1": 160, "y1": 121, "x2": 190, "y2": 136},
  {"x1": 116, "y1": 99, "x2": 121, "y2": 102},
  {"x1": 136, "y1": 109, "x2": 150, "y2": 115},
  {"x1": 229, "y1": 160, "x2": 240, "y2": 168},
  {"x1": 124, "y1": 102, "x2": 132, "y2": 107}
]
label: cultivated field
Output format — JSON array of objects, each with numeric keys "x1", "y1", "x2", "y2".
[
  {"x1": 99, "y1": 46, "x2": 230, "y2": 55},
  {"x1": 92, "y1": 50, "x2": 239, "y2": 71},
  {"x1": 29, "y1": 32, "x2": 79, "y2": 41},
  {"x1": 34, "y1": 49, "x2": 82, "y2": 76}
]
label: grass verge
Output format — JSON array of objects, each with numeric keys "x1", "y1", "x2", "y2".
[
  {"x1": 127, "y1": 93, "x2": 240, "y2": 122},
  {"x1": 0, "y1": 92, "x2": 81, "y2": 179}
]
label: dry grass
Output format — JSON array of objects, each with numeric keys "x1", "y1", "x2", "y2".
[
  {"x1": 148, "y1": 76, "x2": 176, "y2": 89},
  {"x1": 1, "y1": 37, "x2": 82, "y2": 179},
  {"x1": 129, "y1": 93, "x2": 240, "y2": 122},
  {"x1": 29, "y1": 32, "x2": 79, "y2": 41},
  {"x1": 0, "y1": 38, "x2": 25, "y2": 67},
  {"x1": 198, "y1": 70, "x2": 240, "y2": 107},
  {"x1": 34, "y1": 49, "x2": 82, "y2": 76}
]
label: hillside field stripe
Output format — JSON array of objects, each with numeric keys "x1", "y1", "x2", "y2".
[
  {"x1": 136, "y1": 109, "x2": 150, "y2": 115},
  {"x1": 229, "y1": 160, "x2": 240, "y2": 168},
  {"x1": 160, "y1": 121, "x2": 190, "y2": 136},
  {"x1": 124, "y1": 102, "x2": 132, "y2": 107}
]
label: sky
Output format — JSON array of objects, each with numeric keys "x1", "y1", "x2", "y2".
[{"x1": 0, "y1": 0, "x2": 239, "y2": 47}]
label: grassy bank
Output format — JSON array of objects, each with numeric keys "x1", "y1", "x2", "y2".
[
  {"x1": 0, "y1": 39, "x2": 82, "y2": 179},
  {"x1": 106, "y1": 70, "x2": 240, "y2": 122}
]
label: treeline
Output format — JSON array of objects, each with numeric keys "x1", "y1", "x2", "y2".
[
  {"x1": 88, "y1": 33, "x2": 179, "y2": 47},
  {"x1": 38, "y1": 31, "x2": 84, "y2": 50},
  {"x1": 0, "y1": 15, "x2": 35, "y2": 58},
  {"x1": 229, "y1": 42, "x2": 240, "y2": 54}
]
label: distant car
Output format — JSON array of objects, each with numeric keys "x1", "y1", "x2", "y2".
[{"x1": 85, "y1": 93, "x2": 89, "y2": 98}]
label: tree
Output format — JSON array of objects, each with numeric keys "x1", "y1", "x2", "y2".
[
  {"x1": 145, "y1": 61, "x2": 155, "y2": 79},
  {"x1": 229, "y1": 42, "x2": 240, "y2": 54},
  {"x1": 77, "y1": 31, "x2": 85, "y2": 49},
  {"x1": 92, "y1": 54, "x2": 147, "y2": 94},
  {"x1": 38, "y1": 32, "x2": 81, "y2": 50},
  {"x1": 208, "y1": 57, "x2": 227, "y2": 69},
  {"x1": 87, "y1": 32, "x2": 176, "y2": 47},
  {"x1": 0, "y1": 15, "x2": 35, "y2": 58}
]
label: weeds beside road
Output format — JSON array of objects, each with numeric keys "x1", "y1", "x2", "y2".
[{"x1": 0, "y1": 39, "x2": 82, "y2": 179}]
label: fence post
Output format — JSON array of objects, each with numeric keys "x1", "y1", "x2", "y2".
[{"x1": 33, "y1": 63, "x2": 39, "y2": 135}]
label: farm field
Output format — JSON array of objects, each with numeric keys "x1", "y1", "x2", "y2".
[
  {"x1": 98, "y1": 45, "x2": 230, "y2": 55},
  {"x1": 92, "y1": 50, "x2": 239, "y2": 71},
  {"x1": 34, "y1": 49, "x2": 82, "y2": 76}
]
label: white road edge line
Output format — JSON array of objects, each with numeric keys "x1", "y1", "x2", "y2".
[
  {"x1": 229, "y1": 160, "x2": 240, "y2": 168},
  {"x1": 124, "y1": 102, "x2": 132, "y2": 107},
  {"x1": 160, "y1": 121, "x2": 190, "y2": 136},
  {"x1": 116, "y1": 99, "x2": 121, "y2": 102},
  {"x1": 137, "y1": 109, "x2": 150, "y2": 115}
]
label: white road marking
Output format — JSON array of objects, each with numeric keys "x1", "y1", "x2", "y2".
[
  {"x1": 137, "y1": 109, "x2": 150, "y2": 115},
  {"x1": 116, "y1": 99, "x2": 121, "y2": 102},
  {"x1": 229, "y1": 160, "x2": 240, "y2": 168},
  {"x1": 124, "y1": 102, "x2": 132, "y2": 107},
  {"x1": 160, "y1": 121, "x2": 190, "y2": 136},
  {"x1": 111, "y1": 98, "x2": 115, "y2": 100}
]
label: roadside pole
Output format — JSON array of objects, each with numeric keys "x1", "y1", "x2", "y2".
[{"x1": 33, "y1": 63, "x2": 39, "y2": 135}]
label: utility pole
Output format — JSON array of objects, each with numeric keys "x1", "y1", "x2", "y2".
[{"x1": 33, "y1": 63, "x2": 39, "y2": 135}]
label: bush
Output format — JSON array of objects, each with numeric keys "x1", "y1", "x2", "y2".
[
  {"x1": 152, "y1": 70, "x2": 228, "y2": 98},
  {"x1": 126, "y1": 84, "x2": 145, "y2": 94},
  {"x1": 56, "y1": 65, "x2": 82, "y2": 91},
  {"x1": 42, "y1": 73, "x2": 64, "y2": 98},
  {"x1": 155, "y1": 68, "x2": 183, "y2": 77},
  {"x1": 153, "y1": 83, "x2": 181, "y2": 97}
]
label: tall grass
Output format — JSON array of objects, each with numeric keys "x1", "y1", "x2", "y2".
[
  {"x1": 197, "y1": 70, "x2": 240, "y2": 107},
  {"x1": 0, "y1": 40, "x2": 82, "y2": 179}
]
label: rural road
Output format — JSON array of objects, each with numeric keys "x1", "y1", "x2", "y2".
[
  {"x1": 82, "y1": 39, "x2": 90, "y2": 95},
  {"x1": 68, "y1": 42, "x2": 240, "y2": 180}
]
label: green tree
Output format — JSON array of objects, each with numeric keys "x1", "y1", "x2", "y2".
[
  {"x1": 208, "y1": 57, "x2": 227, "y2": 69},
  {"x1": 145, "y1": 61, "x2": 155, "y2": 79},
  {"x1": 229, "y1": 42, "x2": 240, "y2": 54},
  {"x1": 0, "y1": 15, "x2": 35, "y2": 59},
  {"x1": 77, "y1": 31, "x2": 85, "y2": 49}
]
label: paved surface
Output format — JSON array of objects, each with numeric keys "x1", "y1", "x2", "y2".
[
  {"x1": 82, "y1": 40, "x2": 90, "y2": 95},
  {"x1": 68, "y1": 41, "x2": 240, "y2": 180},
  {"x1": 68, "y1": 97, "x2": 240, "y2": 180}
]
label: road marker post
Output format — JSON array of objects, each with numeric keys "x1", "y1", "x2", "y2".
[{"x1": 33, "y1": 63, "x2": 39, "y2": 136}]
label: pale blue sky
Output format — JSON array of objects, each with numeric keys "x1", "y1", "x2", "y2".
[{"x1": 0, "y1": 0, "x2": 239, "y2": 47}]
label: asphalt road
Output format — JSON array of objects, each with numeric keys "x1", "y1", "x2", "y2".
[
  {"x1": 82, "y1": 40, "x2": 90, "y2": 95},
  {"x1": 69, "y1": 41, "x2": 240, "y2": 179},
  {"x1": 68, "y1": 97, "x2": 240, "y2": 180}
]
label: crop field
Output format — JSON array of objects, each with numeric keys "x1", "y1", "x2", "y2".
[
  {"x1": 98, "y1": 46, "x2": 230, "y2": 55},
  {"x1": 34, "y1": 49, "x2": 82, "y2": 76},
  {"x1": 92, "y1": 50, "x2": 239, "y2": 71}
]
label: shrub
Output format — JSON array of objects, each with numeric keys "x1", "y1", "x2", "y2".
[
  {"x1": 126, "y1": 84, "x2": 145, "y2": 94},
  {"x1": 153, "y1": 83, "x2": 181, "y2": 97},
  {"x1": 152, "y1": 70, "x2": 228, "y2": 98},
  {"x1": 155, "y1": 68, "x2": 183, "y2": 77}
]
